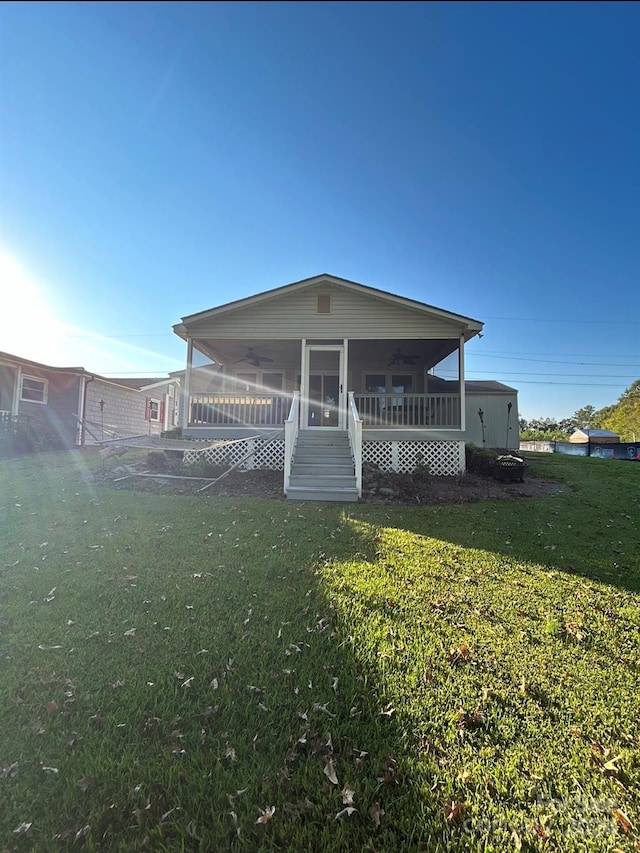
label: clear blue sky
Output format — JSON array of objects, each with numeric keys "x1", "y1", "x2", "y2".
[{"x1": 1, "y1": 1, "x2": 639, "y2": 421}]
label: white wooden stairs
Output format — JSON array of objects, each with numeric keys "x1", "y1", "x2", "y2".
[{"x1": 286, "y1": 431, "x2": 359, "y2": 502}]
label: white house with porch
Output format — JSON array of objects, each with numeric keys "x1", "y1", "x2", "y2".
[{"x1": 173, "y1": 274, "x2": 515, "y2": 501}]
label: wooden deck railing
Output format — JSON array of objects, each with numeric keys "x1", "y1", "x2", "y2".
[
  {"x1": 353, "y1": 394, "x2": 461, "y2": 428},
  {"x1": 189, "y1": 394, "x2": 289, "y2": 426},
  {"x1": 188, "y1": 393, "x2": 461, "y2": 429}
]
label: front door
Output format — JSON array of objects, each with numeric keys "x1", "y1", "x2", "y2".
[{"x1": 303, "y1": 346, "x2": 345, "y2": 429}]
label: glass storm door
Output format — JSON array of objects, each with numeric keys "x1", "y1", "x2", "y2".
[{"x1": 304, "y1": 347, "x2": 345, "y2": 429}]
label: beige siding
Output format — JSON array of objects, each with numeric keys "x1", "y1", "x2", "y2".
[
  {"x1": 465, "y1": 392, "x2": 519, "y2": 450},
  {"x1": 188, "y1": 285, "x2": 463, "y2": 340},
  {"x1": 84, "y1": 379, "x2": 163, "y2": 444}
]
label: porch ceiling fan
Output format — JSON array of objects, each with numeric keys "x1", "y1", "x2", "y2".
[
  {"x1": 387, "y1": 347, "x2": 421, "y2": 366},
  {"x1": 235, "y1": 347, "x2": 274, "y2": 367}
]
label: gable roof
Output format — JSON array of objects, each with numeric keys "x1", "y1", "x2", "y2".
[
  {"x1": 174, "y1": 273, "x2": 483, "y2": 339},
  {"x1": 572, "y1": 428, "x2": 619, "y2": 438},
  {"x1": 0, "y1": 351, "x2": 166, "y2": 393}
]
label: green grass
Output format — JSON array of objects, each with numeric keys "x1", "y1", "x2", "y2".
[{"x1": 0, "y1": 451, "x2": 638, "y2": 851}]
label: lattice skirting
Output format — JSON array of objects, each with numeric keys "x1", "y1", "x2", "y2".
[
  {"x1": 184, "y1": 439, "x2": 285, "y2": 470},
  {"x1": 363, "y1": 440, "x2": 465, "y2": 476},
  {"x1": 184, "y1": 438, "x2": 465, "y2": 477}
]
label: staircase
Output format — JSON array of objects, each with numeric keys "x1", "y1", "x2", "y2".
[{"x1": 286, "y1": 431, "x2": 359, "y2": 502}]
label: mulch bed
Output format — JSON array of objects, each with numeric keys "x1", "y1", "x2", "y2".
[{"x1": 94, "y1": 458, "x2": 568, "y2": 505}]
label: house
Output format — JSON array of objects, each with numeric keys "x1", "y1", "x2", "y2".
[
  {"x1": 568, "y1": 428, "x2": 620, "y2": 444},
  {"x1": 0, "y1": 351, "x2": 180, "y2": 448},
  {"x1": 173, "y1": 274, "x2": 519, "y2": 501}
]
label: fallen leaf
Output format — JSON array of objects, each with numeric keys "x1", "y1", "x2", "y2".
[
  {"x1": 323, "y1": 756, "x2": 339, "y2": 786},
  {"x1": 378, "y1": 755, "x2": 400, "y2": 784},
  {"x1": 1, "y1": 762, "x2": 18, "y2": 779},
  {"x1": 256, "y1": 805, "x2": 275, "y2": 824},
  {"x1": 13, "y1": 822, "x2": 33, "y2": 835},
  {"x1": 370, "y1": 802, "x2": 385, "y2": 827},
  {"x1": 123, "y1": 627, "x2": 136, "y2": 637},
  {"x1": 613, "y1": 809, "x2": 633, "y2": 833},
  {"x1": 335, "y1": 806, "x2": 357, "y2": 820},
  {"x1": 341, "y1": 784, "x2": 355, "y2": 805},
  {"x1": 443, "y1": 800, "x2": 466, "y2": 823}
]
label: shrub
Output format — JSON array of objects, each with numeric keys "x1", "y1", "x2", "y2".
[{"x1": 465, "y1": 443, "x2": 499, "y2": 476}]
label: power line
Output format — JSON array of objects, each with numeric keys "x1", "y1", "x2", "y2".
[{"x1": 484, "y1": 316, "x2": 640, "y2": 325}]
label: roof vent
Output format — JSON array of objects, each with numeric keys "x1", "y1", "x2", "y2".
[{"x1": 316, "y1": 294, "x2": 331, "y2": 314}]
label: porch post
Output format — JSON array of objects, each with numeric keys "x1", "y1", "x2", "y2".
[
  {"x1": 12, "y1": 366, "x2": 21, "y2": 418},
  {"x1": 299, "y1": 338, "x2": 307, "y2": 428},
  {"x1": 459, "y1": 333, "x2": 465, "y2": 431},
  {"x1": 342, "y1": 338, "x2": 348, "y2": 430},
  {"x1": 181, "y1": 338, "x2": 193, "y2": 431}
]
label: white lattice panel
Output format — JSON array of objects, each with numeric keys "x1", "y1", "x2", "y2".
[
  {"x1": 184, "y1": 439, "x2": 284, "y2": 471},
  {"x1": 363, "y1": 440, "x2": 465, "y2": 476},
  {"x1": 363, "y1": 441, "x2": 393, "y2": 470}
]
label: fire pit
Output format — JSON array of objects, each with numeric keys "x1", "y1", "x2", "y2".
[{"x1": 493, "y1": 454, "x2": 526, "y2": 482}]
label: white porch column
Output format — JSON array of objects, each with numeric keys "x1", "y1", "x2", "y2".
[
  {"x1": 459, "y1": 333, "x2": 466, "y2": 431},
  {"x1": 299, "y1": 338, "x2": 307, "y2": 427},
  {"x1": 342, "y1": 338, "x2": 348, "y2": 428},
  {"x1": 12, "y1": 366, "x2": 21, "y2": 418},
  {"x1": 181, "y1": 339, "x2": 193, "y2": 430}
]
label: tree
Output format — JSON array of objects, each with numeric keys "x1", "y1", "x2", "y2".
[
  {"x1": 572, "y1": 405, "x2": 597, "y2": 428},
  {"x1": 598, "y1": 380, "x2": 640, "y2": 441}
]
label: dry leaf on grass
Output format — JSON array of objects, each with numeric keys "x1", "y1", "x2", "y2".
[
  {"x1": 256, "y1": 806, "x2": 275, "y2": 824},
  {"x1": 323, "y1": 757, "x2": 339, "y2": 786},
  {"x1": 341, "y1": 784, "x2": 355, "y2": 805},
  {"x1": 613, "y1": 809, "x2": 633, "y2": 833},
  {"x1": 443, "y1": 800, "x2": 466, "y2": 823},
  {"x1": 370, "y1": 802, "x2": 385, "y2": 827},
  {"x1": 335, "y1": 807, "x2": 357, "y2": 820}
]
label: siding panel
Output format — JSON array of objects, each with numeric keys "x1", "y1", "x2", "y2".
[{"x1": 188, "y1": 286, "x2": 463, "y2": 339}]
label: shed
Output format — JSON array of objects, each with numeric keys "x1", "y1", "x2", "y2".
[{"x1": 568, "y1": 428, "x2": 620, "y2": 444}]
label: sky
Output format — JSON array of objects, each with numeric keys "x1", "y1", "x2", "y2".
[{"x1": 1, "y1": 1, "x2": 639, "y2": 421}]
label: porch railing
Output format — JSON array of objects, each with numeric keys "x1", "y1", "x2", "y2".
[
  {"x1": 284, "y1": 392, "x2": 299, "y2": 494},
  {"x1": 347, "y1": 392, "x2": 362, "y2": 497},
  {"x1": 353, "y1": 394, "x2": 461, "y2": 428},
  {"x1": 0, "y1": 410, "x2": 13, "y2": 435},
  {"x1": 189, "y1": 393, "x2": 289, "y2": 427}
]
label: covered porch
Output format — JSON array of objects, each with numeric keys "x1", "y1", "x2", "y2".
[{"x1": 180, "y1": 337, "x2": 467, "y2": 435}]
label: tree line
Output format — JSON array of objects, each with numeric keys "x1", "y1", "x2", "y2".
[{"x1": 519, "y1": 379, "x2": 640, "y2": 442}]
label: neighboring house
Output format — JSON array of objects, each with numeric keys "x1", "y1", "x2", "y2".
[
  {"x1": 173, "y1": 273, "x2": 519, "y2": 500},
  {"x1": 568, "y1": 428, "x2": 620, "y2": 444},
  {"x1": 0, "y1": 351, "x2": 179, "y2": 447}
]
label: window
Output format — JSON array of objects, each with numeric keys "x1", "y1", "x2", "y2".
[
  {"x1": 145, "y1": 398, "x2": 161, "y2": 421},
  {"x1": 233, "y1": 373, "x2": 257, "y2": 392},
  {"x1": 262, "y1": 373, "x2": 283, "y2": 391},
  {"x1": 316, "y1": 294, "x2": 331, "y2": 314},
  {"x1": 365, "y1": 374, "x2": 414, "y2": 394},
  {"x1": 20, "y1": 375, "x2": 47, "y2": 403},
  {"x1": 365, "y1": 374, "x2": 386, "y2": 393}
]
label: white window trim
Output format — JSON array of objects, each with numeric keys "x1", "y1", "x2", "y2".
[
  {"x1": 227, "y1": 371, "x2": 283, "y2": 392},
  {"x1": 362, "y1": 371, "x2": 416, "y2": 393},
  {"x1": 148, "y1": 398, "x2": 161, "y2": 422},
  {"x1": 20, "y1": 374, "x2": 48, "y2": 404}
]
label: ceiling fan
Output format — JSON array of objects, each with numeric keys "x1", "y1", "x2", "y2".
[
  {"x1": 235, "y1": 347, "x2": 274, "y2": 367},
  {"x1": 388, "y1": 347, "x2": 420, "y2": 366}
]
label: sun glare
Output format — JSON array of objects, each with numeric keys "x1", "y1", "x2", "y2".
[
  {"x1": 0, "y1": 248, "x2": 62, "y2": 362},
  {"x1": 0, "y1": 247, "x2": 181, "y2": 375}
]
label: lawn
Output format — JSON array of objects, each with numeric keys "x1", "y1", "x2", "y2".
[{"x1": 0, "y1": 451, "x2": 638, "y2": 852}]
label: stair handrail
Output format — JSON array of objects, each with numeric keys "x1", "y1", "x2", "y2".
[
  {"x1": 284, "y1": 391, "x2": 300, "y2": 494},
  {"x1": 347, "y1": 392, "x2": 363, "y2": 497}
]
